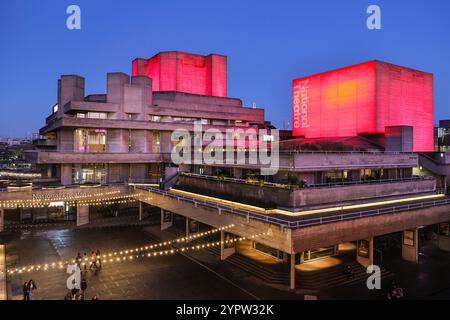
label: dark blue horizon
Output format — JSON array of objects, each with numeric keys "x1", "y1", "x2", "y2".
[{"x1": 1, "y1": 0, "x2": 449, "y2": 137}]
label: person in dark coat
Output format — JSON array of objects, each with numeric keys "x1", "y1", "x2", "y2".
[
  {"x1": 27, "y1": 280, "x2": 37, "y2": 300},
  {"x1": 80, "y1": 278, "x2": 87, "y2": 293},
  {"x1": 23, "y1": 282, "x2": 29, "y2": 300}
]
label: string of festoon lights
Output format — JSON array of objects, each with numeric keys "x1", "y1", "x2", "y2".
[
  {"x1": 0, "y1": 192, "x2": 144, "y2": 209},
  {"x1": 6, "y1": 224, "x2": 267, "y2": 276}
]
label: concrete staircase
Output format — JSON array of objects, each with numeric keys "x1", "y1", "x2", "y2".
[{"x1": 151, "y1": 226, "x2": 394, "y2": 291}]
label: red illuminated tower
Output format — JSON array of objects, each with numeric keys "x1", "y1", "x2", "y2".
[
  {"x1": 132, "y1": 51, "x2": 227, "y2": 97},
  {"x1": 292, "y1": 61, "x2": 434, "y2": 152}
]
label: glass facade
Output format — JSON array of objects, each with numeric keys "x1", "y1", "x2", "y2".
[
  {"x1": 152, "y1": 131, "x2": 161, "y2": 153},
  {"x1": 72, "y1": 163, "x2": 108, "y2": 184},
  {"x1": 303, "y1": 246, "x2": 338, "y2": 262},
  {"x1": 74, "y1": 129, "x2": 107, "y2": 153}
]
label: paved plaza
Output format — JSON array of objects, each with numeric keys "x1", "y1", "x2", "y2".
[{"x1": 2, "y1": 221, "x2": 450, "y2": 300}]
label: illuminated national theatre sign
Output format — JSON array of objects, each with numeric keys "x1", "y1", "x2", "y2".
[
  {"x1": 32, "y1": 192, "x2": 89, "y2": 201},
  {"x1": 292, "y1": 60, "x2": 434, "y2": 152},
  {"x1": 293, "y1": 79, "x2": 310, "y2": 129}
]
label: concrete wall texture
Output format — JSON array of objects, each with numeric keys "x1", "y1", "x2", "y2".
[
  {"x1": 132, "y1": 51, "x2": 227, "y2": 97},
  {"x1": 177, "y1": 175, "x2": 436, "y2": 209}
]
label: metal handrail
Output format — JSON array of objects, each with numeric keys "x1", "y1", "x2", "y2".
[
  {"x1": 180, "y1": 172, "x2": 434, "y2": 190},
  {"x1": 136, "y1": 185, "x2": 450, "y2": 230}
]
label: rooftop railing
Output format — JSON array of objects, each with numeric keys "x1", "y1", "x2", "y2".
[
  {"x1": 180, "y1": 172, "x2": 434, "y2": 190},
  {"x1": 136, "y1": 185, "x2": 450, "y2": 230}
]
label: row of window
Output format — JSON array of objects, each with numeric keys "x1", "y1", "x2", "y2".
[
  {"x1": 73, "y1": 128, "x2": 161, "y2": 153},
  {"x1": 76, "y1": 112, "x2": 108, "y2": 119},
  {"x1": 73, "y1": 112, "x2": 249, "y2": 128},
  {"x1": 71, "y1": 163, "x2": 164, "y2": 184}
]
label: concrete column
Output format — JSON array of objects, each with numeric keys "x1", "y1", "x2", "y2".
[
  {"x1": 290, "y1": 253, "x2": 296, "y2": 290},
  {"x1": 186, "y1": 218, "x2": 199, "y2": 242},
  {"x1": 76, "y1": 204, "x2": 89, "y2": 227},
  {"x1": 61, "y1": 164, "x2": 72, "y2": 186},
  {"x1": 402, "y1": 228, "x2": 419, "y2": 263},
  {"x1": 160, "y1": 209, "x2": 173, "y2": 231},
  {"x1": 0, "y1": 209, "x2": 4, "y2": 233},
  {"x1": 0, "y1": 244, "x2": 6, "y2": 300},
  {"x1": 357, "y1": 238, "x2": 374, "y2": 268},
  {"x1": 232, "y1": 168, "x2": 243, "y2": 179},
  {"x1": 220, "y1": 230, "x2": 236, "y2": 260},
  {"x1": 186, "y1": 217, "x2": 190, "y2": 241},
  {"x1": 139, "y1": 202, "x2": 143, "y2": 221}
]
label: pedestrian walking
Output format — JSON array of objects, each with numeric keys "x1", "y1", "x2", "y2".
[
  {"x1": 27, "y1": 280, "x2": 37, "y2": 300},
  {"x1": 23, "y1": 282, "x2": 29, "y2": 300},
  {"x1": 64, "y1": 291, "x2": 73, "y2": 300},
  {"x1": 83, "y1": 252, "x2": 88, "y2": 272},
  {"x1": 96, "y1": 249, "x2": 102, "y2": 269},
  {"x1": 89, "y1": 251, "x2": 98, "y2": 270},
  {"x1": 80, "y1": 278, "x2": 87, "y2": 293},
  {"x1": 76, "y1": 252, "x2": 82, "y2": 268}
]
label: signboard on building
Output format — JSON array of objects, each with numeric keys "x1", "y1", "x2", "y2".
[
  {"x1": 224, "y1": 232, "x2": 235, "y2": 249},
  {"x1": 403, "y1": 230, "x2": 415, "y2": 246},
  {"x1": 163, "y1": 210, "x2": 173, "y2": 223},
  {"x1": 188, "y1": 220, "x2": 199, "y2": 234},
  {"x1": 357, "y1": 239, "x2": 370, "y2": 258}
]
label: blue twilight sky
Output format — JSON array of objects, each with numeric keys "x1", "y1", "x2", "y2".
[{"x1": 0, "y1": 0, "x2": 449, "y2": 137}]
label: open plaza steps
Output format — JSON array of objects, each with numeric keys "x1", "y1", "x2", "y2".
[{"x1": 145, "y1": 226, "x2": 394, "y2": 291}]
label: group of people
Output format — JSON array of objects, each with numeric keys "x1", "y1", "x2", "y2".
[
  {"x1": 64, "y1": 278, "x2": 98, "y2": 300},
  {"x1": 22, "y1": 280, "x2": 37, "y2": 300},
  {"x1": 387, "y1": 281, "x2": 405, "y2": 300},
  {"x1": 76, "y1": 250, "x2": 102, "y2": 272}
]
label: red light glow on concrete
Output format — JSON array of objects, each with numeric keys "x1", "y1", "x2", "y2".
[
  {"x1": 292, "y1": 61, "x2": 434, "y2": 152},
  {"x1": 132, "y1": 51, "x2": 227, "y2": 97}
]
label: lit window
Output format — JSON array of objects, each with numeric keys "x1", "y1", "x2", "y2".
[
  {"x1": 86, "y1": 112, "x2": 107, "y2": 119},
  {"x1": 151, "y1": 116, "x2": 161, "y2": 122}
]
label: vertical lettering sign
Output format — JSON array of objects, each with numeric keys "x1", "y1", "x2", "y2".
[{"x1": 292, "y1": 79, "x2": 310, "y2": 135}]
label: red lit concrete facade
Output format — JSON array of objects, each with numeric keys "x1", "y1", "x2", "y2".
[
  {"x1": 292, "y1": 61, "x2": 434, "y2": 152},
  {"x1": 28, "y1": 51, "x2": 264, "y2": 186},
  {"x1": 8, "y1": 52, "x2": 450, "y2": 292},
  {"x1": 132, "y1": 51, "x2": 227, "y2": 97}
]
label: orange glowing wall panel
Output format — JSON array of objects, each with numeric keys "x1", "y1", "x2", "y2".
[
  {"x1": 292, "y1": 60, "x2": 434, "y2": 152},
  {"x1": 132, "y1": 51, "x2": 227, "y2": 97},
  {"x1": 376, "y1": 61, "x2": 434, "y2": 152}
]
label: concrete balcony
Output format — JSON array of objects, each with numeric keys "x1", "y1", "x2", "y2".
[
  {"x1": 419, "y1": 152, "x2": 450, "y2": 176},
  {"x1": 33, "y1": 139, "x2": 57, "y2": 147},
  {"x1": 176, "y1": 173, "x2": 437, "y2": 209},
  {"x1": 25, "y1": 151, "x2": 170, "y2": 164},
  {"x1": 284, "y1": 151, "x2": 418, "y2": 171},
  {"x1": 63, "y1": 101, "x2": 119, "y2": 114},
  {"x1": 39, "y1": 116, "x2": 256, "y2": 135}
]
